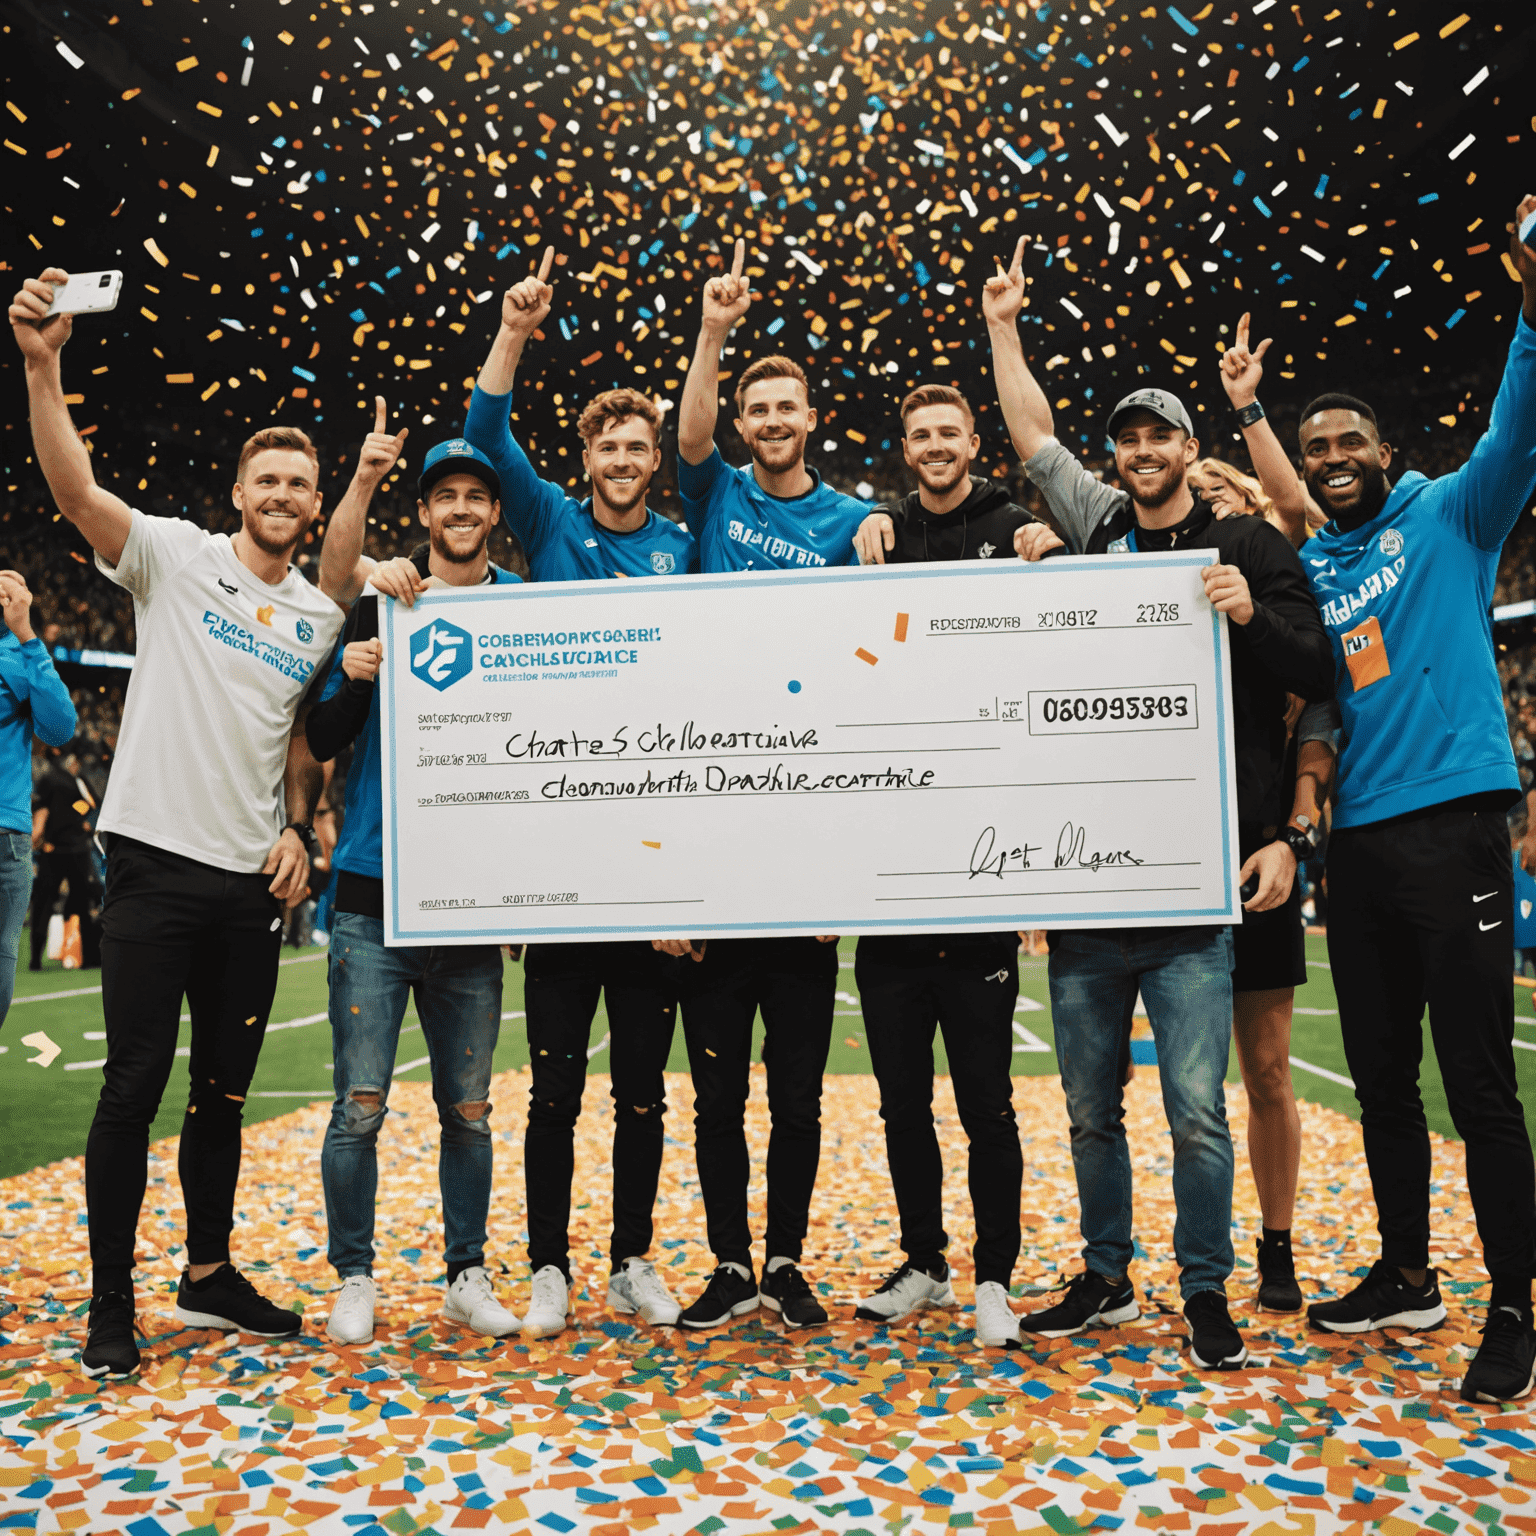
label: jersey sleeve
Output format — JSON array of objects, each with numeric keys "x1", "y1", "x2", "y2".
[
  {"x1": 1432, "y1": 312, "x2": 1536, "y2": 552},
  {"x1": 677, "y1": 446, "x2": 728, "y2": 531},
  {"x1": 463, "y1": 384, "x2": 570, "y2": 562},
  {"x1": 1021, "y1": 438, "x2": 1125, "y2": 553},
  {"x1": 93, "y1": 508, "x2": 207, "y2": 599}
]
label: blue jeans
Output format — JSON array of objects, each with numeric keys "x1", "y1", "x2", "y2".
[
  {"x1": 1047, "y1": 926, "x2": 1236, "y2": 1299},
  {"x1": 321, "y1": 912, "x2": 503, "y2": 1278},
  {"x1": 0, "y1": 831, "x2": 32, "y2": 1027}
]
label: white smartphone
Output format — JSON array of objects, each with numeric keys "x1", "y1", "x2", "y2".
[
  {"x1": 44, "y1": 269, "x2": 123, "y2": 317},
  {"x1": 1522, "y1": 209, "x2": 1536, "y2": 257}
]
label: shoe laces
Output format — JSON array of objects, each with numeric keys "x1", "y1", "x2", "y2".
[
  {"x1": 704, "y1": 1263, "x2": 751, "y2": 1295},
  {"x1": 621, "y1": 1259, "x2": 675, "y2": 1308},
  {"x1": 91, "y1": 1290, "x2": 135, "y2": 1325},
  {"x1": 1481, "y1": 1304, "x2": 1533, "y2": 1346},
  {"x1": 1186, "y1": 1290, "x2": 1232, "y2": 1324},
  {"x1": 338, "y1": 1276, "x2": 373, "y2": 1301},
  {"x1": 769, "y1": 1262, "x2": 812, "y2": 1299},
  {"x1": 530, "y1": 1267, "x2": 568, "y2": 1313},
  {"x1": 456, "y1": 1266, "x2": 499, "y2": 1305},
  {"x1": 872, "y1": 1261, "x2": 925, "y2": 1295},
  {"x1": 975, "y1": 1282, "x2": 1016, "y2": 1323}
]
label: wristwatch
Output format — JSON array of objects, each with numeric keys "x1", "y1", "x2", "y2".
[
  {"x1": 1277, "y1": 815, "x2": 1319, "y2": 862},
  {"x1": 284, "y1": 819, "x2": 320, "y2": 860},
  {"x1": 1235, "y1": 400, "x2": 1266, "y2": 428}
]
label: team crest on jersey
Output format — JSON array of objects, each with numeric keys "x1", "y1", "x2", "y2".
[
  {"x1": 978, "y1": 542, "x2": 996, "y2": 559},
  {"x1": 651, "y1": 551, "x2": 676, "y2": 574},
  {"x1": 296, "y1": 617, "x2": 314, "y2": 644},
  {"x1": 1107, "y1": 535, "x2": 1130, "y2": 554},
  {"x1": 1378, "y1": 528, "x2": 1404, "y2": 557}
]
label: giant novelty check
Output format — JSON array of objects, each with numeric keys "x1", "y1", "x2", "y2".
[{"x1": 379, "y1": 551, "x2": 1241, "y2": 945}]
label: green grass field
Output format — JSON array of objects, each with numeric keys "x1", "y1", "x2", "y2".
[{"x1": 4, "y1": 933, "x2": 1535, "y2": 1180}]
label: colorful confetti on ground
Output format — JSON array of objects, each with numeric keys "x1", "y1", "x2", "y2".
[{"x1": 3, "y1": 1070, "x2": 1533, "y2": 1535}]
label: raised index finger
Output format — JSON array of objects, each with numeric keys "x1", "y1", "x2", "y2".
[
  {"x1": 374, "y1": 395, "x2": 387, "y2": 434},
  {"x1": 1235, "y1": 311, "x2": 1250, "y2": 348},
  {"x1": 537, "y1": 244, "x2": 555, "y2": 283},
  {"x1": 1009, "y1": 234, "x2": 1025, "y2": 280},
  {"x1": 731, "y1": 237, "x2": 745, "y2": 281}
]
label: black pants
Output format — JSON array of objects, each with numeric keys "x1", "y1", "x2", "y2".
[
  {"x1": 86, "y1": 837, "x2": 284, "y2": 1294},
  {"x1": 1327, "y1": 804, "x2": 1536, "y2": 1278},
  {"x1": 30, "y1": 848, "x2": 94, "y2": 968},
  {"x1": 678, "y1": 937, "x2": 836, "y2": 1268},
  {"x1": 856, "y1": 948, "x2": 1024, "y2": 1287},
  {"x1": 523, "y1": 941, "x2": 680, "y2": 1276}
]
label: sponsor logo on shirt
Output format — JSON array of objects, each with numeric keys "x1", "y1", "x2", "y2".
[
  {"x1": 726, "y1": 519, "x2": 831, "y2": 567},
  {"x1": 1342, "y1": 615, "x2": 1391, "y2": 692},
  {"x1": 978, "y1": 542, "x2": 996, "y2": 559},
  {"x1": 217, "y1": 577, "x2": 239, "y2": 595},
  {"x1": 201, "y1": 610, "x2": 314, "y2": 682},
  {"x1": 296, "y1": 617, "x2": 314, "y2": 644},
  {"x1": 1378, "y1": 528, "x2": 1404, "y2": 556},
  {"x1": 651, "y1": 551, "x2": 676, "y2": 574},
  {"x1": 1316, "y1": 555, "x2": 1406, "y2": 630},
  {"x1": 255, "y1": 604, "x2": 275, "y2": 627},
  {"x1": 410, "y1": 618, "x2": 474, "y2": 691}
]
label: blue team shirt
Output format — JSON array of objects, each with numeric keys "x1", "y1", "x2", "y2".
[
  {"x1": 326, "y1": 567, "x2": 522, "y2": 881},
  {"x1": 678, "y1": 447, "x2": 869, "y2": 573},
  {"x1": 0, "y1": 634, "x2": 76, "y2": 834},
  {"x1": 464, "y1": 384, "x2": 697, "y2": 581}
]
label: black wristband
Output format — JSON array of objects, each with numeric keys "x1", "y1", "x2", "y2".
[
  {"x1": 1235, "y1": 400, "x2": 1266, "y2": 428},
  {"x1": 284, "y1": 820, "x2": 320, "y2": 858}
]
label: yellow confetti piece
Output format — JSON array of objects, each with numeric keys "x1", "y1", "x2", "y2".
[
  {"x1": 175, "y1": 55, "x2": 198, "y2": 72},
  {"x1": 355, "y1": 213, "x2": 371, "y2": 239},
  {"x1": 641, "y1": 840, "x2": 661, "y2": 849},
  {"x1": 1169, "y1": 260, "x2": 1191, "y2": 290},
  {"x1": 201, "y1": 381, "x2": 220, "y2": 401},
  {"x1": 4, "y1": 101, "x2": 24, "y2": 122},
  {"x1": 1392, "y1": 31, "x2": 1419, "y2": 48},
  {"x1": 165, "y1": 372, "x2": 192, "y2": 383},
  {"x1": 3, "y1": 139, "x2": 24, "y2": 156},
  {"x1": 195, "y1": 101, "x2": 222, "y2": 118},
  {"x1": 1439, "y1": 12, "x2": 1469, "y2": 36},
  {"x1": 143, "y1": 237, "x2": 168, "y2": 267}
]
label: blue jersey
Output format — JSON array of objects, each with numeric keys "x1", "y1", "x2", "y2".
[
  {"x1": 678, "y1": 447, "x2": 868, "y2": 573},
  {"x1": 1305, "y1": 312, "x2": 1536, "y2": 827},
  {"x1": 326, "y1": 568, "x2": 522, "y2": 880},
  {"x1": 0, "y1": 633, "x2": 75, "y2": 834},
  {"x1": 464, "y1": 384, "x2": 697, "y2": 581}
]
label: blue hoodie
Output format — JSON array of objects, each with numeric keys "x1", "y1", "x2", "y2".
[
  {"x1": 0, "y1": 634, "x2": 76, "y2": 834},
  {"x1": 1305, "y1": 312, "x2": 1536, "y2": 828}
]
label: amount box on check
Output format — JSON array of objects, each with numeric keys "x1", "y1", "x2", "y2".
[{"x1": 1027, "y1": 685, "x2": 1199, "y2": 735}]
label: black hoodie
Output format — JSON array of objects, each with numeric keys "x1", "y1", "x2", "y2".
[{"x1": 875, "y1": 475, "x2": 1048, "y2": 566}]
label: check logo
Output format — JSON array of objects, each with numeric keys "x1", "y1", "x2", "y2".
[
  {"x1": 1472, "y1": 891, "x2": 1498, "y2": 902},
  {"x1": 1480, "y1": 919, "x2": 1503, "y2": 931}
]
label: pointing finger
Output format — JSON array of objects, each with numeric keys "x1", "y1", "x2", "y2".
[
  {"x1": 374, "y1": 395, "x2": 387, "y2": 434},
  {"x1": 1235, "y1": 311, "x2": 1250, "y2": 348},
  {"x1": 1253, "y1": 336, "x2": 1272, "y2": 361},
  {"x1": 537, "y1": 244, "x2": 555, "y2": 283},
  {"x1": 1010, "y1": 235, "x2": 1025, "y2": 281},
  {"x1": 731, "y1": 237, "x2": 745, "y2": 281}
]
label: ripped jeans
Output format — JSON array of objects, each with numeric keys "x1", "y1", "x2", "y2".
[{"x1": 321, "y1": 912, "x2": 503, "y2": 1279}]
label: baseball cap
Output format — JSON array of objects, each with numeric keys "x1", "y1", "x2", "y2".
[
  {"x1": 418, "y1": 437, "x2": 502, "y2": 501},
  {"x1": 1106, "y1": 387, "x2": 1194, "y2": 440}
]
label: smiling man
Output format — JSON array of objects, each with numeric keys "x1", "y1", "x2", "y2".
[
  {"x1": 10, "y1": 267, "x2": 346, "y2": 1379},
  {"x1": 983, "y1": 237, "x2": 1333, "y2": 1371},
  {"x1": 310, "y1": 418, "x2": 523, "y2": 1347},
  {"x1": 459, "y1": 248, "x2": 696, "y2": 1342},
  {"x1": 1239, "y1": 196, "x2": 1536, "y2": 1403}
]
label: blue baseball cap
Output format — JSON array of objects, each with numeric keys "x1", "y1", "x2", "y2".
[{"x1": 418, "y1": 437, "x2": 501, "y2": 501}]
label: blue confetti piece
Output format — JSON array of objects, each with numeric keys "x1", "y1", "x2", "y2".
[
  {"x1": 1264, "y1": 1474, "x2": 1324, "y2": 1496},
  {"x1": 766, "y1": 316, "x2": 785, "y2": 335},
  {"x1": 536, "y1": 1517, "x2": 577, "y2": 1534},
  {"x1": 349, "y1": 308, "x2": 367, "y2": 323},
  {"x1": 1445, "y1": 1457, "x2": 1498, "y2": 1476},
  {"x1": 1373, "y1": 260, "x2": 1391, "y2": 279},
  {"x1": 1314, "y1": 174, "x2": 1329, "y2": 198},
  {"x1": 1074, "y1": 52, "x2": 1094, "y2": 69},
  {"x1": 1293, "y1": 54, "x2": 1309, "y2": 71},
  {"x1": 292, "y1": 366, "x2": 317, "y2": 382},
  {"x1": 1252, "y1": 196, "x2": 1272, "y2": 217},
  {"x1": 914, "y1": 260, "x2": 933, "y2": 286},
  {"x1": 127, "y1": 1521, "x2": 173, "y2": 1536},
  {"x1": 385, "y1": 266, "x2": 402, "y2": 279},
  {"x1": 1444, "y1": 308, "x2": 1467, "y2": 329},
  {"x1": 1419, "y1": 192, "x2": 1440, "y2": 204},
  {"x1": 250, "y1": 227, "x2": 264, "y2": 238},
  {"x1": 1232, "y1": 169, "x2": 1246, "y2": 186},
  {"x1": 1354, "y1": 300, "x2": 1368, "y2": 311},
  {"x1": 1166, "y1": 6, "x2": 1199, "y2": 36}
]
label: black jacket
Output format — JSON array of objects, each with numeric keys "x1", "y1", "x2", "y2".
[
  {"x1": 1084, "y1": 497, "x2": 1335, "y2": 827},
  {"x1": 876, "y1": 476, "x2": 1048, "y2": 566},
  {"x1": 858, "y1": 477, "x2": 1036, "y2": 970}
]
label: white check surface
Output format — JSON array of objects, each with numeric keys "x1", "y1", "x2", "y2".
[{"x1": 380, "y1": 551, "x2": 1240, "y2": 944}]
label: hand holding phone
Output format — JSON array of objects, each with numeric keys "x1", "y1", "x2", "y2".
[{"x1": 44, "y1": 270, "x2": 123, "y2": 317}]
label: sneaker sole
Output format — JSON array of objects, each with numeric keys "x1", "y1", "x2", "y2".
[
  {"x1": 1308, "y1": 1303, "x2": 1447, "y2": 1334},
  {"x1": 1258, "y1": 1293, "x2": 1304, "y2": 1313},
  {"x1": 1189, "y1": 1340, "x2": 1250, "y2": 1370},
  {"x1": 853, "y1": 1286, "x2": 958, "y2": 1325},
  {"x1": 1461, "y1": 1360, "x2": 1536, "y2": 1404},
  {"x1": 174, "y1": 1305, "x2": 300, "y2": 1337},
  {"x1": 607, "y1": 1288, "x2": 681, "y2": 1327},
  {"x1": 759, "y1": 1292, "x2": 830, "y2": 1329},
  {"x1": 442, "y1": 1305, "x2": 520, "y2": 1338},
  {"x1": 679, "y1": 1296, "x2": 759, "y2": 1330},
  {"x1": 1024, "y1": 1299, "x2": 1141, "y2": 1339},
  {"x1": 80, "y1": 1357, "x2": 140, "y2": 1380},
  {"x1": 326, "y1": 1321, "x2": 375, "y2": 1345}
]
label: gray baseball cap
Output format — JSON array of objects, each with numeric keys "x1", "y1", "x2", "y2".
[{"x1": 1106, "y1": 387, "x2": 1194, "y2": 440}]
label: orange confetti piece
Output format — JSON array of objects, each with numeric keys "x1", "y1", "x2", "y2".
[
  {"x1": 855, "y1": 648, "x2": 878, "y2": 666},
  {"x1": 894, "y1": 612, "x2": 909, "y2": 643}
]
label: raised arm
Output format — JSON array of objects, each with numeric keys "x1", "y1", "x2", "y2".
[
  {"x1": 678, "y1": 237, "x2": 752, "y2": 466},
  {"x1": 984, "y1": 237, "x2": 1054, "y2": 464},
  {"x1": 1219, "y1": 312, "x2": 1306, "y2": 547},
  {"x1": 0, "y1": 569, "x2": 76, "y2": 746},
  {"x1": 319, "y1": 397, "x2": 412, "y2": 607},
  {"x1": 477, "y1": 245, "x2": 554, "y2": 396},
  {"x1": 9, "y1": 269, "x2": 133, "y2": 566}
]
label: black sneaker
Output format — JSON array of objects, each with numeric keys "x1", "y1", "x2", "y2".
[
  {"x1": 1256, "y1": 1235, "x2": 1303, "y2": 1312},
  {"x1": 174, "y1": 1265, "x2": 303, "y2": 1337},
  {"x1": 1186, "y1": 1290, "x2": 1248, "y2": 1370},
  {"x1": 81, "y1": 1291, "x2": 140, "y2": 1379},
  {"x1": 1020, "y1": 1271, "x2": 1139, "y2": 1338},
  {"x1": 759, "y1": 1261, "x2": 828, "y2": 1328},
  {"x1": 1307, "y1": 1260, "x2": 1446, "y2": 1334},
  {"x1": 678, "y1": 1263, "x2": 759, "y2": 1330},
  {"x1": 1460, "y1": 1306, "x2": 1536, "y2": 1403}
]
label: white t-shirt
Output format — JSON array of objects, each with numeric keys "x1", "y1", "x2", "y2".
[{"x1": 96, "y1": 510, "x2": 345, "y2": 873}]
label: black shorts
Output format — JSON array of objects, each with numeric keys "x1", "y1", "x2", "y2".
[{"x1": 1232, "y1": 824, "x2": 1307, "y2": 993}]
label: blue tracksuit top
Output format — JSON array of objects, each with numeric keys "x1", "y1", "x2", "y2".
[
  {"x1": 0, "y1": 634, "x2": 76, "y2": 833},
  {"x1": 463, "y1": 384, "x2": 697, "y2": 580},
  {"x1": 678, "y1": 447, "x2": 869, "y2": 572},
  {"x1": 1305, "y1": 311, "x2": 1536, "y2": 828},
  {"x1": 325, "y1": 567, "x2": 522, "y2": 880}
]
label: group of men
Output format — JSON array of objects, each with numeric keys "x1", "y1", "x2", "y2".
[{"x1": 7, "y1": 189, "x2": 1536, "y2": 1405}]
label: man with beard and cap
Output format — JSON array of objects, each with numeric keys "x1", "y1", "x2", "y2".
[
  {"x1": 658, "y1": 237, "x2": 870, "y2": 1332},
  {"x1": 983, "y1": 237, "x2": 1334, "y2": 1372},
  {"x1": 458, "y1": 247, "x2": 696, "y2": 1342},
  {"x1": 1236, "y1": 195, "x2": 1536, "y2": 1404},
  {"x1": 307, "y1": 405, "x2": 523, "y2": 1346},
  {"x1": 10, "y1": 267, "x2": 346, "y2": 1379},
  {"x1": 843, "y1": 383, "x2": 1060, "y2": 1347}
]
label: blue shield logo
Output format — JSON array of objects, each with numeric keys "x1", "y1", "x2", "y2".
[
  {"x1": 410, "y1": 618, "x2": 473, "y2": 691},
  {"x1": 296, "y1": 617, "x2": 314, "y2": 644},
  {"x1": 651, "y1": 551, "x2": 676, "y2": 575}
]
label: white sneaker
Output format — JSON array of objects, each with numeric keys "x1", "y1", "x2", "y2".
[
  {"x1": 522, "y1": 1265, "x2": 572, "y2": 1340},
  {"x1": 607, "y1": 1257, "x2": 682, "y2": 1326},
  {"x1": 326, "y1": 1276, "x2": 376, "y2": 1345},
  {"x1": 443, "y1": 1266, "x2": 520, "y2": 1337},
  {"x1": 974, "y1": 1281, "x2": 1022, "y2": 1348},
  {"x1": 854, "y1": 1260, "x2": 958, "y2": 1324}
]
